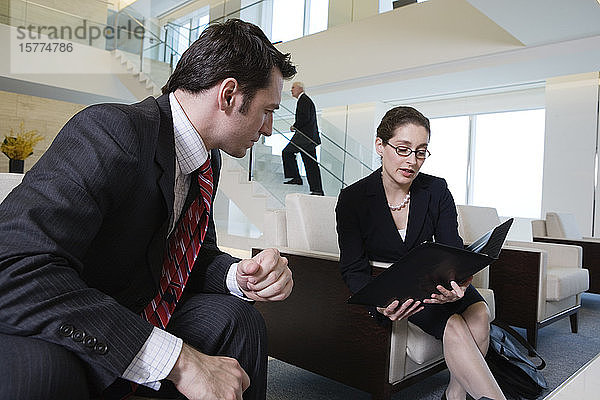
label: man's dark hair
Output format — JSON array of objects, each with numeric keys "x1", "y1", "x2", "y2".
[
  {"x1": 162, "y1": 18, "x2": 296, "y2": 113},
  {"x1": 376, "y1": 106, "x2": 431, "y2": 142}
]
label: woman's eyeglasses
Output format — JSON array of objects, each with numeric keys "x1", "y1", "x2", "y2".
[{"x1": 385, "y1": 142, "x2": 431, "y2": 160}]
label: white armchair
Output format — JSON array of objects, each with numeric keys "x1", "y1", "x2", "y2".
[
  {"x1": 256, "y1": 194, "x2": 495, "y2": 400},
  {"x1": 457, "y1": 205, "x2": 589, "y2": 348},
  {"x1": 532, "y1": 212, "x2": 600, "y2": 294},
  {"x1": 0, "y1": 173, "x2": 24, "y2": 203}
]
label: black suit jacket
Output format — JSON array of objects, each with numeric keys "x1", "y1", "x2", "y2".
[
  {"x1": 335, "y1": 168, "x2": 463, "y2": 295},
  {"x1": 0, "y1": 94, "x2": 237, "y2": 393},
  {"x1": 291, "y1": 93, "x2": 321, "y2": 148}
]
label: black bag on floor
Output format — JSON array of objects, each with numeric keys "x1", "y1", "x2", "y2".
[{"x1": 484, "y1": 321, "x2": 548, "y2": 399}]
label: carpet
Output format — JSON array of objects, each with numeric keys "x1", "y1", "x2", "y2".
[{"x1": 266, "y1": 293, "x2": 600, "y2": 399}]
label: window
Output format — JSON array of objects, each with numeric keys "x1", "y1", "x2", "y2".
[
  {"x1": 307, "y1": 0, "x2": 329, "y2": 34},
  {"x1": 271, "y1": 0, "x2": 305, "y2": 42},
  {"x1": 271, "y1": 0, "x2": 329, "y2": 42},
  {"x1": 417, "y1": 108, "x2": 545, "y2": 218},
  {"x1": 241, "y1": 0, "x2": 273, "y2": 38},
  {"x1": 420, "y1": 116, "x2": 470, "y2": 205},
  {"x1": 471, "y1": 109, "x2": 545, "y2": 218},
  {"x1": 164, "y1": 6, "x2": 209, "y2": 65}
]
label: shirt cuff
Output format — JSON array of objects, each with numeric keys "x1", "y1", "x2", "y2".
[
  {"x1": 227, "y1": 262, "x2": 252, "y2": 301},
  {"x1": 122, "y1": 327, "x2": 183, "y2": 390}
]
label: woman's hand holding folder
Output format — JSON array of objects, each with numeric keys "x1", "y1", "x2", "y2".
[
  {"x1": 377, "y1": 298, "x2": 424, "y2": 321},
  {"x1": 423, "y1": 276, "x2": 474, "y2": 304}
]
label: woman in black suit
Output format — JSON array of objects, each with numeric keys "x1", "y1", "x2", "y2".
[{"x1": 335, "y1": 107, "x2": 505, "y2": 400}]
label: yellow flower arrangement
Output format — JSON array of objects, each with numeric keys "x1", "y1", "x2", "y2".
[{"x1": 1, "y1": 122, "x2": 44, "y2": 161}]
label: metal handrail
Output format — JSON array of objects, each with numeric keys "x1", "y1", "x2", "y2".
[
  {"x1": 274, "y1": 105, "x2": 375, "y2": 173},
  {"x1": 117, "y1": 8, "x2": 182, "y2": 71},
  {"x1": 269, "y1": 128, "x2": 346, "y2": 187}
]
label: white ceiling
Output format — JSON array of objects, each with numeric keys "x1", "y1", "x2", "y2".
[
  {"x1": 292, "y1": 0, "x2": 600, "y2": 108},
  {"x1": 466, "y1": 0, "x2": 600, "y2": 46}
]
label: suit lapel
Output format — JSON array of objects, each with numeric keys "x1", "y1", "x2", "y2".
[
  {"x1": 366, "y1": 168, "x2": 408, "y2": 253},
  {"x1": 147, "y1": 94, "x2": 176, "y2": 286},
  {"x1": 405, "y1": 175, "x2": 430, "y2": 249}
]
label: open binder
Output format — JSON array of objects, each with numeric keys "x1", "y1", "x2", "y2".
[{"x1": 347, "y1": 218, "x2": 514, "y2": 307}]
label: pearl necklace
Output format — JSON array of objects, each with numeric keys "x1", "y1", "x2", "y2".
[{"x1": 388, "y1": 193, "x2": 410, "y2": 211}]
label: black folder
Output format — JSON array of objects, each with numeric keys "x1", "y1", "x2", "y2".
[{"x1": 347, "y1": 218, "x2": 514, "y2": 307}]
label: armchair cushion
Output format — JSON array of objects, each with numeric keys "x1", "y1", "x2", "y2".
[
  {"x1": 285, "y1": 193, "x2": 339, "y2": 254},
  {"x1": 405, "y1": 322, "x2": 442, "y2": 365},
  {"x1": 546, "y1": 267, "x2": 589, "y2": 301}
]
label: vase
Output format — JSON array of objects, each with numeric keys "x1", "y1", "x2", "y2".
[{"x1": 9, "y1": 159, "x2": 24, "y2": 174}]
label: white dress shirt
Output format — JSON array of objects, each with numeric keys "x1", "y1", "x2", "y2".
[{"x1": 122, "y1": 93, "x2": 245, "y2": 389}]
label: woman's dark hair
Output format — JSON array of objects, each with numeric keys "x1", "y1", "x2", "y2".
[
  {"x1": 376, "y1": 106, "x2": 431, "y2": 142},
  {"x1": 162, "y1": 19, "x2": 296, "y2": 113}
]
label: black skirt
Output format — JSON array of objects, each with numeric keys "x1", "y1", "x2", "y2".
[{"x1": 408, "y1": 284, "x2": 485, "y2": 339}]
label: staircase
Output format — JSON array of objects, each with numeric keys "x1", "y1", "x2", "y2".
[
  {"x1": 218, "y1": 155, "x2": 270, "y2": 232},
  {"x1": 218, "y1": 139, "x2": 314, "y2": 233},
  {"x1": 112, "y1": 49, "x2": 164, "y2": 99}
]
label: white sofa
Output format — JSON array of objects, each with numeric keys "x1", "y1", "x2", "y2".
[
  {"x1": 457, "y1": 205, "x2": 589, "y2": 348},
  {"x1": 257, "y1": 193, "x2": 495, "y2": 399},
  {"x1": 0, "y1": 173, "x2": 24, "y2": 203}
]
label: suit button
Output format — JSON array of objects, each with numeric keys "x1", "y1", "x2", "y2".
[
  {"x1": 58, "y1": 324, "x2": 74, "y2": 337},
  {"x1": 94, "y1": 342, "x2": 108, "y2": 355},
  {"x1": 72, "y1": 330, "x2": 85, "y2": 342},
  {"x1": 84, "y1": 336, "x2": 97, "y2": 348}
]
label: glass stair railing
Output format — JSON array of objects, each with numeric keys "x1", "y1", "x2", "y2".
[
  {"x1": 225, "y1": 102, "x2": 376, "y2": 208},
  {"x1": 3, "y1": 0, "x2": 181, "y2": 92}
]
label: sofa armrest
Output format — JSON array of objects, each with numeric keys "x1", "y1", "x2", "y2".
[
  {"x1": 533, "y1": 236, "x2": 600, "y2": 294},
  {"x1": 507, "y1": 240, "x2": 582, "y2": 268},
  {"x1": 490, "y1": 246, "x2": 548, "y2": 325},
  {"x1": 274, "y1": 246, "x2": 339, "y2": 261},
  {"x1": 251, "y1": 248, "x2": 393, "y2": 396}
]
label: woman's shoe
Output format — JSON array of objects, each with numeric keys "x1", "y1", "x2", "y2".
[{"x1": 441, "y1": 391, "x2": 447, "y2": 400}]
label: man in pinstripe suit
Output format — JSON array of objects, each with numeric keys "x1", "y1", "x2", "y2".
[{"x1": 0, "y1": 19, "x2": 295, "y2": 400}]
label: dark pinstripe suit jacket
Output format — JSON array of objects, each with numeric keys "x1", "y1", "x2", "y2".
[{"x1": 0, "y1": 94, "x2": 238, "y2": 393}]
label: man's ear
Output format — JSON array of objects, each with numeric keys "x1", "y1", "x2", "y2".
[{"x1": 218, "y1": 78, "x2": 238, "y2": 111}]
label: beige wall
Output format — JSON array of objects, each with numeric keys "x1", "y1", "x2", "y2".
[
  {"x1": 328, "y1": 0, "x2": 378, "y2": 28},
  {"x1": 0, "y1": 90, "x2": 86, "y2": 173},
  {"x1": 542, "y1": 72, "x2": 600, "y2": 236}
]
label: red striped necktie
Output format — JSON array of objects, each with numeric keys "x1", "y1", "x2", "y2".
[{"x1": 142, "y1": 157, "x2": 214, "y2": 328}]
